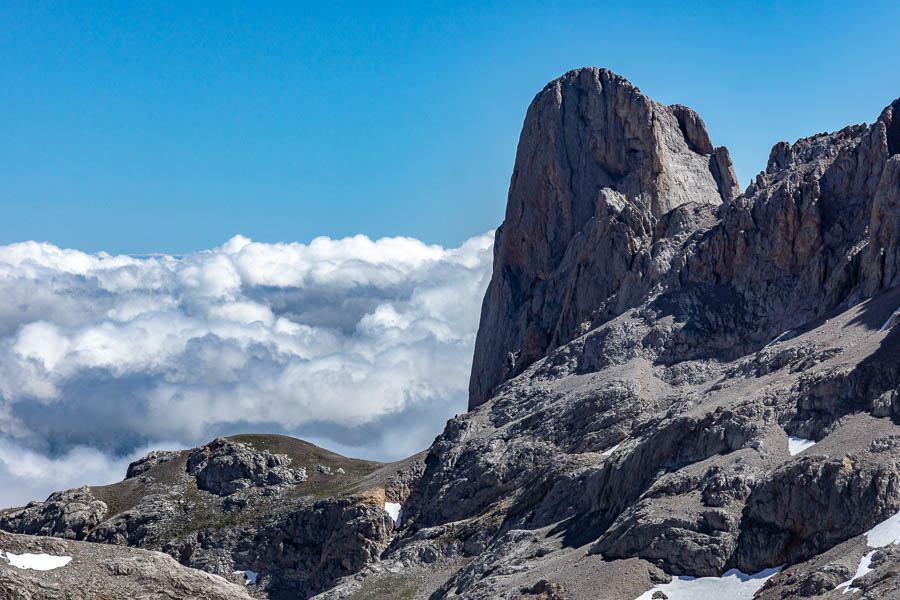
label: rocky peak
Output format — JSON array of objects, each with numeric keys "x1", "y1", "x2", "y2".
[
  {"x1": 186, "y1": 437, "x2": 308, "y2": 496},
  {"x1": 469, "y1": 67, "x2": 740, "y2": 408}
]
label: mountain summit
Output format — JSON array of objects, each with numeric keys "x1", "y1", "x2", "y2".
[{"x1": 470, "y1": 67, "x2": 742, "y2": 408}]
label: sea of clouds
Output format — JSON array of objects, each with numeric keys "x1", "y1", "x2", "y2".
[{"x1": 0, "y1": 232, "x2": 494, "y2": 506}]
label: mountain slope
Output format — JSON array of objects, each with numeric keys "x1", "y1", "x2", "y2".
[{"x1": 0, "y1": 434, "x2": 422, "y2": 599}]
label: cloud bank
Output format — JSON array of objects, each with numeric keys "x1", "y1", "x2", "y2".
[{"x1": 0, "y1": 233, "x2": 493, "y2": 507}]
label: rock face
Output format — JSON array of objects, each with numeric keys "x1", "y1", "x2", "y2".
[
  {"x1": 186, "y1": 437, "x2": 308, "y2": 495},
  {"x1": 469, "y1": 67, "x2": 741, "y2": 409},
  {"x1": 315, "y1": 68, "x2": 900, "y2": 599},
  {"x1": 469, "y1": 68, "x2": 900, "y2": 411}
]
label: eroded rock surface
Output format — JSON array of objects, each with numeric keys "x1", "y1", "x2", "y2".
[
  {"x1": 469, "y1": 67, "x2": 741, "y2": 409},
  {"x1": 186, "y1": 437, "x2": 308, "y2": 496},
  {"x1": 0, "y1": 530, "x2": 253, "y2": 600},
  {"x1": 0, "y1": 487, "x2": 106, "y2": 541}
]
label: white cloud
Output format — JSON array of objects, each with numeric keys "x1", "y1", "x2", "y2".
[
  {"x1": 0, "y1": 232, "x2": 494, "y2": 507},
  {"x1": 0, "y1": 440, "x2": 186, "y2": 507}
]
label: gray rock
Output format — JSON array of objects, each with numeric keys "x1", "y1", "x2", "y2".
[
  {"x1": 0, "y1": 487, "x2": 106, "y2": 541},
  {"x1": 469, "y1": 67, "x2": 740, "y2": 409},
  {"x1": 0, "y1": 530, "x2": 253, "y2": 600},
  {"x1": 734, "y1": 456, "x2": 900, "y2": 572},
  {"x1": 385, "y1": 68, "x2": 900, "y2": 599},
  {"x1": 186, "y1": 437, "x2": 308, "y2": 496},
  {"x1": 86, "y1": 494, "x2": 178, "y2": 547},
  {"x1": 126, "y1": 450, "x2": 181, "y2": 479}
]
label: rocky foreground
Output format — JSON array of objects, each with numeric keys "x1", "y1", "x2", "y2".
[
  {"x1": 0, "y1": 529, "x2": 254, "y2": 600},
  {"x1": 3, "y1": 67, "x2": 900, "y2": 599}
]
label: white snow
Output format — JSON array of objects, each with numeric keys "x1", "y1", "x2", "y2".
[
  {"x1": 384, "y1": 502, "x2": 402, "y2": 528},
  {"x1": 880, "y1": 307, "x2": 900, "y2": 332},
  {"x1": 233, "y1": 569, "x2": 258, "y2": 585},
  {"x1": 0, "y1": 549, "x2": 72, "y2": 570},
  {"x1": 633, "y1": 567, "x2": 782, "y2": 600},
  {"x1": 835, "y1": 508, "x2": 900, "y2": 593},
  {"x1": 601, "y1": 442, "x2": 622, "y2": 457},
  {"x1": 788, "y1": 435, "x2": 816, "y2": 455},
  {"x1": 765, "y1": 330, "x2": 792, "y2": 347},
  {"x1": 836, "y1": 550, "x2": 875, "y2": 593},
  {"x1": 863, "y1": 509, "x2": 900, "y2": 547}
]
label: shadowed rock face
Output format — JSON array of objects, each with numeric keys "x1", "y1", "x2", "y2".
[
  {"x1": 469, "y1": 67, "x2": 741, "y2": 409},
  {"x1": 886, "y1": 99, "x2": 900, "y2": 157}
]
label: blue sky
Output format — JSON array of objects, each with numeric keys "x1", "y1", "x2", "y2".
[{"x1": 2, "y1": 1, "x2": 899, "y2": 254}]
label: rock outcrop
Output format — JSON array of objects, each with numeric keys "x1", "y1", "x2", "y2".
[
  {"x1": 126, "y1": 450, "x2": 181, "y2": 479},
  {"x1": 469, "y1": 67, "x2": 741, "y2": 409},
  {"x1": 186, "y1": 437, "x2": 308, "y2": 495},
  {"x1": 0, "y1": 487, "x2": 106, "y2": 541}
]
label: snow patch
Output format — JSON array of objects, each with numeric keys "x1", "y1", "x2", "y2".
[
  {"x1": 788, "y1": 435, "x2": 816, "y2": 456},
  {"x1": 602, "y1": 442, "x2": 622, "y2": 457},
  {"x1": 836, "y1": 550, "x2": 875, "y2": 593},
  {"x1": 765, "y1": 330, "x2": 793, "y2": 347},
  {"x1": 864, "y1": 509, "x2": 900, "y2": 547},
  {"x1": 233, "y1": 569, "x2": 258, "y2": 585},
  {"x1": 384, "y1": 502, "x2": 402, "y2": 528},
  {"x1": 0, "y1": 549, "x2": 73, "y2": 570},
  {"x1": 835, "y1": 508, "x2": 900, "y2": 592},
  {"x1": 633, "y1": 567, "x2": 782, "y2": 600},
  {"x1": 880, "y1": 307, "x2": 900, "y2": 332}
]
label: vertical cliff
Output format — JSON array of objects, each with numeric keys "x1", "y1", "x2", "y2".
[{"x1": 469, "y1": 67, "x2": 740, "y2": 408}]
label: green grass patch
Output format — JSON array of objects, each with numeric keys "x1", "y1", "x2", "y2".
[{"x1": 89, "y1": 451, "x2": 192, "y2": 517}]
